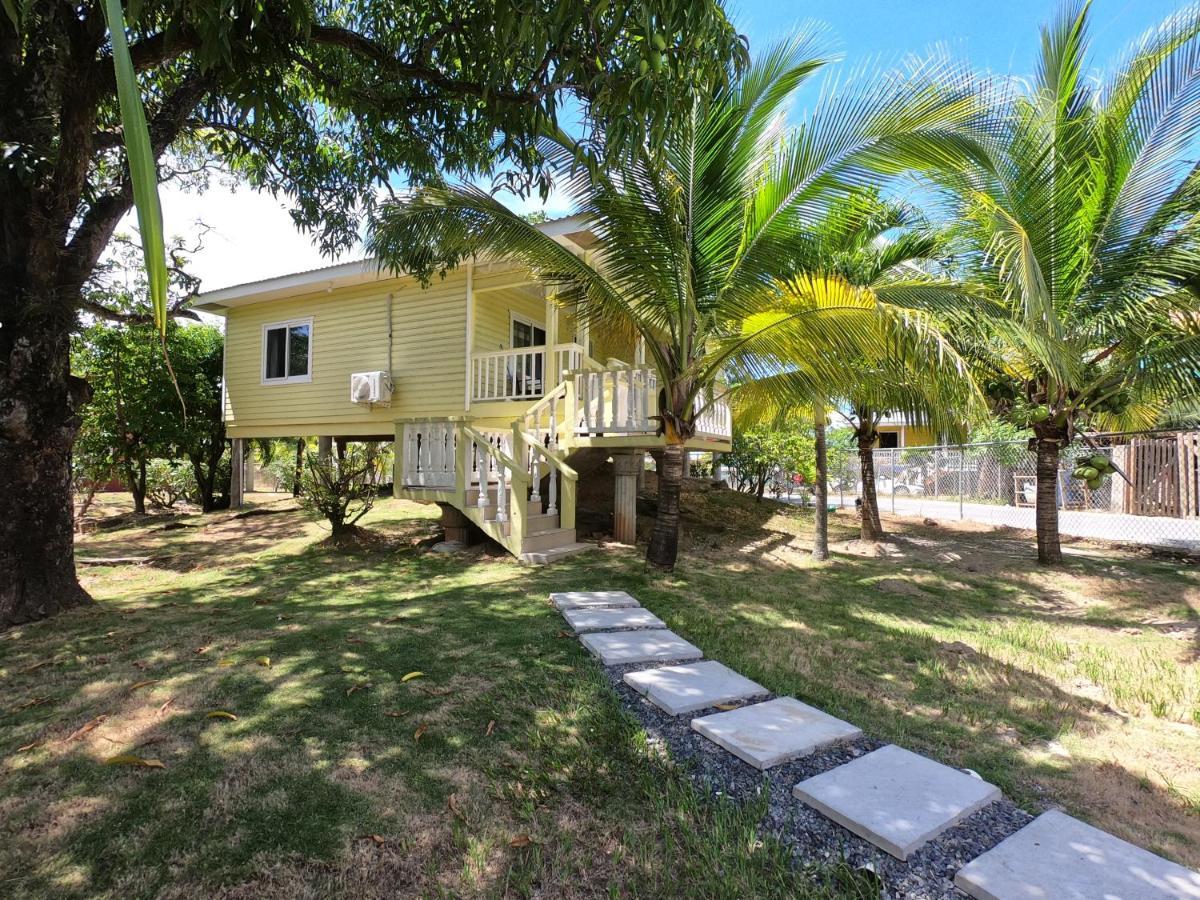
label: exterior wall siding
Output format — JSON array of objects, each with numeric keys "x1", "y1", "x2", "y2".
[{"x1": 223, "y1": 272, "x2": 467, "y2": 437}]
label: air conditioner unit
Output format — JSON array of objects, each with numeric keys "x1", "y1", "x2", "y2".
[{"x1": 350, "y1": 371, "x2": 392, "y2": 405}]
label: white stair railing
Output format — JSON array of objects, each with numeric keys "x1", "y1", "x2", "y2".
[{"x1": 694, "y1": 383, "x2": 732, "y2": 439}]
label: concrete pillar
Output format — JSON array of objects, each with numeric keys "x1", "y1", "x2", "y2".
[
  {"x1": 637, "y1": 452, "x2": 646, "y2": 491},
  {"x1": 440, "y1": 503, "x2": 472, "y2": 545},
  {"x1": 230, "y1": 437, "x2": 245, "y2": 508},
  {"x1": 318, "y1": 435, "x2": 332, "y2": 461},
  {"x1": 613, "y1": 451, "x2": 641, "y2": 544},
  {"x1": 682, "y1": 451, "x2": 691, "y2": 478}
]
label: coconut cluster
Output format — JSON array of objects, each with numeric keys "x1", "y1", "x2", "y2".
[{"x1": 1071, "y1": 452, "x2": 1113, "y2": 490}]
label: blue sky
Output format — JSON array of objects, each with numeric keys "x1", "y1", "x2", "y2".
[
  {"x1": 172, "y1": 0, "x2": 1191, "y2": 292},
  {"x1": 733, "y1": 0, "x2": 1183, "y2": 79}
]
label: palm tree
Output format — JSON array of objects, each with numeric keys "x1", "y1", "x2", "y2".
[
  {"x1": 369, "y1": 36, "x2": 989, "y2": 570},
  {"x1": 732, "y1": 192, "x2": 979, "y2": 548},
  {"x1": 924, "y1": 1, "x2": 1200, "y2": 564}
]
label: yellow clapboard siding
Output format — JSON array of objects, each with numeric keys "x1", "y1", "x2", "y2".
[{"x1": 223, "y1": 271, "x2": 468, "y2": 433}]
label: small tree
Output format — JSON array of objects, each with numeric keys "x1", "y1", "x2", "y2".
[
  {"x1": 299, "y1": 444, "x2": 384, "y2": 538},
  {"x1": 725, "y1": 426, "x2": 815, "y2": 500}
]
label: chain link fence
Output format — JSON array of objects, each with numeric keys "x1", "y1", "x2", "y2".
[{"x1": 828, "y1": 430, "x2": 1200, "y2": 552}]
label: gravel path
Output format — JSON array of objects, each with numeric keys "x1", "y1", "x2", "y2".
[{"x1": 602, "y1": 659, "x2": 1035, "y2": 899}]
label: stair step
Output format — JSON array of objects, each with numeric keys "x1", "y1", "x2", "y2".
[
  {"x1": 526, "y1": 512, "x2": 560, "y2": 532},
  {"x1": 520, "y1": 527, "x2": 577, "y2": 554},
  {"x1": 519, "y1": 542, "x2": 594, "y2": 566}
]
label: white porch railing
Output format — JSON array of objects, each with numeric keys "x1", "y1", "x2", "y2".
[
  {"x1": 572, "y1": 365, "x2": 658, "y2": 435},
  {"x1": 695, "y1": 384, "x2": 733, "y2": 439},
  {"x1": 470, "y1": 343, "x2": 587, "y2": 402},
  {"x1": 401, "y1": 420, "x2": 456, "y2": 487}
]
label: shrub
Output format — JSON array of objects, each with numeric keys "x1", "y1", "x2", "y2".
[
  {"x1": 146, "y1": 459, "x2": 194, "y2": 510},
  {"x1": 298, "y1": 443, "x2": 385, "y2": 537}
]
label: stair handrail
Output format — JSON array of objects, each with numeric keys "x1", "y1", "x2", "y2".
[
  {"x1": 512, "y1": 425, "x2": 578, "y2": 530},
  {"x1": 460, "y1": 423, "x2": 529, "y2": 536}
]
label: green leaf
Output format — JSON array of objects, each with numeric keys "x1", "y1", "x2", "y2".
[{"x1": 99, "y1": 0, "x2": 168, "y2": 334}]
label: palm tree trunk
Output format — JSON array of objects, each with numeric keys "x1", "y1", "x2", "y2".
[
  {"x1": 647, "y1": 443, "x2": 684, "y2": 570},
  {"x1": 1034, "y1": 434, "x2": 1063, "y2": 564},
  {"x1": 857, "y1": 430, "x2": 884, "y2": 541},
  {"x1": 812, "y1": 408, "x2": 829, "y2": 561}
]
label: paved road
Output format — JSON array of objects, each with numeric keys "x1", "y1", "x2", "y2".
[{"x1": 786, "y1": 493, "x2": 1200, "y2": 551}]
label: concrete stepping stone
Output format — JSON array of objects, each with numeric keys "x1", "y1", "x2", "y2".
[
  {"x1": 579, "y1": 629, "x2": 702, "y2": 666},
  {"x1": 550, "y1": 590, "x2": 639, "y2": 611},
  {"x1": 624, "y1": 661, "x2": 769, "y2": 715},
  {"x1": 955, "y1": 809, "x2": 1200, "y2": 900},
  {"x1": 562, "y1": 606, "x2": 666, "y2": 633},
  {"x1": 793, "y1": 745, "x2": 1000, "y2": 860},
  {"x1": 691, "y1": 697, "x2": 860, "y2": 769}
]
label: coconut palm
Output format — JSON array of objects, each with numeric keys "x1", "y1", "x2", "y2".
[
  {"x1": 732, "y1": 191, "x2": 980, "y2": 549},
  {"x1": 368, "y1": 36, "x2": 989, "y2": 570},
  {"x1": 921, "y1": 1, "x2": 1200, "y2": 564}
]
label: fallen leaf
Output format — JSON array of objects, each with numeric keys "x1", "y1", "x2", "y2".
[
  {"x1": 413, "y1": 723, "x2": 428, "y2": 742},
  {"x1": 65, "y1": 715, "x2": 108, "y2": 743},
  {"x1": 555, "y1": 630, "x2": 572, "y2": 639},
  {"x1": 713, "y1": 703, "x2": 739, "y2": 711},
  {"x1": 420, "y1": 686, "x2": 451, "y2": 697},
  {"x1": 509, "y1": 834, "x2": 533, "y2": 848},
  {"x1": 132, "y1": 660, "x2": 149, "y2": 670},
  {"x1": 17, "y1": 741, "x2": 42, "y2": 753},
  {"x1": 346, "y1": 637, "x2": 366, "y2": 645},
  {"x1": 21, "y1": 660, "x2": 52, "y2": 673},
  {"x1": 252, "y1": 598, "x2": 273, "y2": 606},
  {"x1": 13, "y1": 696, "x2": 51, "y2": 711},
  {"x1": 217, "y1": 658, "x2": 236, "y2": 667},
  {"x1": 485, "y1": 720, "x2": 496, "y2": 736},
  {"x1": 448, "y1": 793, "x2": 467, "y2": 823},
  {"x1": 194, "y1": 646, "x2": 211, "y2": 655},
  {"x1": 104, "y1": 754, "x2": 166, "y2": 769},
  {"x1": 383, "y1": 710, "x2": 409, "y2": 718},
  {"x1": 401, "y1": 671, "x2": 423, "y2": 682},
  {"x1": 129, "y1": 680, "x2": 159, "y2": 692},
  {"x1": 206, "y1": 711, "x2": 238, "y2": 720},
  {"x1": 256, "y1": 656, "x2": 271, "y2": 668},
  {"x1": 359, "y1": 834, "x2": 386, "y2": 845},
  {"x1": 346, "y1": 682, "x2": 372, "y2": 697}
]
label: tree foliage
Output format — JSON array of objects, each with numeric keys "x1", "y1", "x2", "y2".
[
  {"x1": 73, "y1": 320, "x2": 227, "y2": 513},
  {"x1": 724, "y1": 425, "x2": 815, "y2": 500}
]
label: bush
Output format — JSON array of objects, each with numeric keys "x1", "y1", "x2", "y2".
[
  {"x1": 146, "y1": 459, "x2": 194, "y2": 510},
  {"x1": 298, "y1": 443, "x2": 385, "y2": 537}
]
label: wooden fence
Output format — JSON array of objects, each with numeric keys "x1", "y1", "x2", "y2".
[{"x1": 1122, "y1": 432, "x2": 1200, "y2": 518}]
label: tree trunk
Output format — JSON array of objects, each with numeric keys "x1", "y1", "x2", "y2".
[
  {"x1": 0, "y1": 317, "x2": 93, "y2": 628},
  {"x1": 1034, "y1": 433, "x2": 1064, "y2": 565},
  {"x1": 812, "y1": 409, "x2": 829, "y2": 561},
  {"x1": 857, "y1": 430, "x2": 884, "y2": 541},
  {"x1": 127, "y1": 457, "x2": 147, "y2": 514},
  {"x1": 646, "y1": 442, "x2": 684, "y2": 571},
  {"x1": 293, "y1": 439, "x2": 304, "y2": 498}
]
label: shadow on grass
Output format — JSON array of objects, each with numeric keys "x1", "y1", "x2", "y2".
[{"x1": 2, "y1": 519, "x2": 868, "y2": 899}]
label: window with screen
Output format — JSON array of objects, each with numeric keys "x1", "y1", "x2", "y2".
[{"x1": 262, "y1": 319, "x2": 312, "y2": 383}]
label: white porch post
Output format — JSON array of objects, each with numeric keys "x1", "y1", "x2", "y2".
[
  {"x1": 464, "y1": 262, "x2": 475, "y2": 411},
  {"x1": 613, "y1": 450, "x2": 640, "y2": 544},
  {"x1": 544, "y1": 288, "x2": 558, "y2": 378},
  {"x1": 230, "y1": 438, "x2": 245, "y2": 509}
]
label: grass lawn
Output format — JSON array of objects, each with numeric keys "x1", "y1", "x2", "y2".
[{"x1": 3, "y1": 485, "x2": 1198, "y2": 896}]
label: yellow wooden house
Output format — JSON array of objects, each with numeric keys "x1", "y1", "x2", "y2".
[{"x1": 193, "y1": 215, "x2": 732, "y2": 563}]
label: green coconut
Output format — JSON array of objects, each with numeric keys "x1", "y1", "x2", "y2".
[
  {"x1": 1089, "y1": 453, "x2": 1110, "y2": 471},
  {"x1": 1029, "y1": 406, "x2": 1051, "y2": 424},
  {"x1": 1071, "y1": 467, "x2": 1089, "y2": 479},
  {"x1": 1079, "y1": 466, "x2": 1099, "y2": 480},
  {"x1": 1086, "y1": 476, "x2": 1103, "y2": 490}
]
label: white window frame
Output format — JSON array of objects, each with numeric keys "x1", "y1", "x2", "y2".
[
  {"x1": 509, "y1": 311, "x2": 546, "y2": 348},
  {"x1": 261, "y1": 316, "x2": 314, "y2": 385}
]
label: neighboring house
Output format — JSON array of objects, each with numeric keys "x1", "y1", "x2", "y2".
[
  {"x1": 193, "y1": 215, "x2": 732, "y2": 563},
  {"x1": 873, "y1": 415, "x2": 935, "y2": 449}
]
